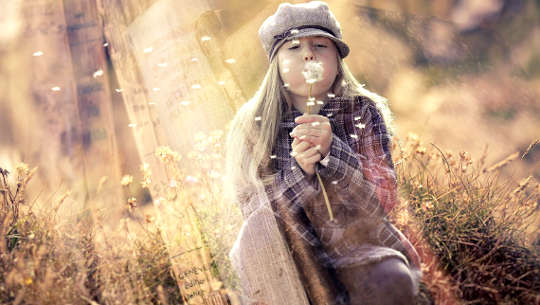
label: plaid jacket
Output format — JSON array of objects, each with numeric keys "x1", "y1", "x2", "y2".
[{"x1": 262, "y1": 95, "x2": 422, "y2": 304}]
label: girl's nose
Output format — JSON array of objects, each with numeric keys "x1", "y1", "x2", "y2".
[
  {"x1": 304, "y1": 54, "x2": 315, "y2": 61},
  {"x1": 303, "y1": 45, "x2": 315, "y2": 61}
]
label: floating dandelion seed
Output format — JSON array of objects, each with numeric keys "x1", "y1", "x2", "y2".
[
  {"x1": 191, "y1": 84, "x2": 201, "y2": 89},
  {"x1": 350, "y1": 134, "x2": 358, "y2": 139},
  {"x1": 186, "y1": 176, "x2": 198, "y2": 183},
  {"x1": 51, "y1": 86, "x2": 61, "y2": 91},
  {"x1": 327, "y1": 93, "x2": 335, "y2": 98},
  {"x1": 291, "y1": 166, "x2": 296, "y2": 170},
  {"x1": 103, "y1": 42, "x2": 109, "y2": 47},
  {"x1": 355, "y1": 123, "x2": 366, "y2": 129},
  {"x1": 115, "y1": 88, "x2": 123, "y2": 93},
  {"x1": 225, "y1": 58, "x2": 236, "y2": 64},
  {"x1": 254, "y1": 116, "x2": 261, "y2": 121},
  {"x1": 120, "y1": 175, "x2": 133, "y2": 186},
  {"x1": 201, "y1": 36, "x2": 211, "y2": 41},
  {"x1": 327, "y1": 113, "x2": 333, "y2": 117},
  {"x1": 302, "y1": 61, "x2": 324, "y2": 84},
  {"x1": 154, "y1": 197, "x2": 163, "y2": 208},
  {"x1": 33, "y1": 51, "x2": 43, "y2": 56},
  {"x1": 92, "y1": 69, "x2": 103, "y2": 78},
  {"x1": 354, "y1": 116, "x2": 361, "y2": 121},
  {"x1": 217, "y1": 80, "x2": 225, "y2": 85},
  {"x1": 209, "y1": 170, "x2": 221, "y2": 179},
  {"x1": 180, "y1": 100, "x2": 190, "y2": 106},
  {"x1": 143, "y1": 47, "x2": 153, "y2": 53},
  {"x1": 317, "y1": 100, "x2": 324, "y2": 105},
  {"x1": 152, "y1": 87, "x2": 160, "y2": 92},
  {"x1": 270, "y1": 155, "x2": 277, "y2": 159},
  {"x1": 128, "y1": 123, "x2": 137, "y2": 128},
  {"x1": 191, "y1": 57, "x2": 198, "y2": 62},
  {"x1": 283, "y1": 83, "x2": 290, "y2": 88},
  {"x1": 331, "y1": 181, "x2": 338, "y2": 184},
  {"x1": 157, "y1": 62, "x2": 168, "y2": 67}
]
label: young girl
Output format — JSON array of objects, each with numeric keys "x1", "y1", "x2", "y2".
[{"x1": 225, "y1": 2, "x2": 422, "y2": 305}]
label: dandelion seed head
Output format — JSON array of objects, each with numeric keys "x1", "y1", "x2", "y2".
[{"x1": 302, "y1": 61, "x2": 324, "y2": 84}]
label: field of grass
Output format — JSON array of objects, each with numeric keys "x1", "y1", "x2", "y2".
[{"x1": 1, "y1": 131, "x2": 538, "y2": 304}]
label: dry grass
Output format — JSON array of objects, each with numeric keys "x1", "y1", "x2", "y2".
[
  {"x1": 1, "y1": 131, "x2": 539, "y2": 304},
  {"x1": 391, "y1": 133, "x2": 540, "y2": 305}
]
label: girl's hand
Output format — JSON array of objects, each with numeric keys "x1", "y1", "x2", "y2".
[
  {"x1": 291, "y1": 137, "x2": 322, "y2": 176},
  {"x1": 290, "y1": 114, "x2": 332, "y2": 158}
]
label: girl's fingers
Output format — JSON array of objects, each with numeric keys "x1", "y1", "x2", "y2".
[
  {"x1": 299, "y1": 144, "x2": 321, "y2": 161},
  {"x1": 293, "y1": 139, "x2": 312, "y2": 152}
]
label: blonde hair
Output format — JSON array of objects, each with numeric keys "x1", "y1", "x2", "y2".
[{"x1": 224, "y1": 54, "x2": 396, "y2": 209}]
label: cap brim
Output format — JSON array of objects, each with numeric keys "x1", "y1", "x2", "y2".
[{"x1": 270, "y1": 28, "x2": 350, "y2": 60}]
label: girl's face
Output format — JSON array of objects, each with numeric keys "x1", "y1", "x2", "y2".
[{"x1": 277, "y1": 36, "x2": 339, "y2": 102}]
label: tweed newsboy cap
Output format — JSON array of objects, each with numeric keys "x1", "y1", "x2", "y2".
[{"x1": 258, "y1": 1, "x2": 350, "y2": 61}]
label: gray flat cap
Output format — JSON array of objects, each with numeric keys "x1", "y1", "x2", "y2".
[{"x1": 258, "y1": 1, "x2": 350, "y2": 61}]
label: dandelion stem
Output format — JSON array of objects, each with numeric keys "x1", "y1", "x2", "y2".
[{"x1": 306, "y1": 84, "x2": 334, "y2": 222}]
